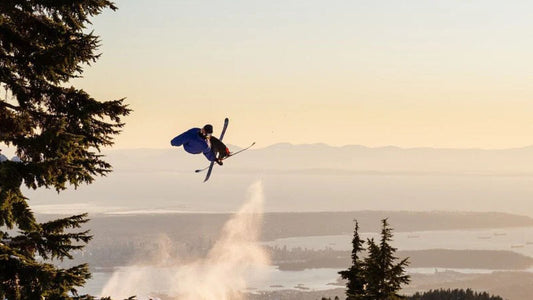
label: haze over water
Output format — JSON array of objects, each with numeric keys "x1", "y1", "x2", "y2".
[{"x1": 27, "y1": 144, "x2": 533, "y2": 217}]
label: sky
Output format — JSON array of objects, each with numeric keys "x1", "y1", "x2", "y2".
[{"x1": 73, "y1": 0, "x2": 533, "y2": 149}]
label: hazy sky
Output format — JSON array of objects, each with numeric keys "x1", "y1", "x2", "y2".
[{"x1": 74, "y1": 0, "x2": 533, "y2": 149}]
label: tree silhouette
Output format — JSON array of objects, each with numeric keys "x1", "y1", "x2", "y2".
[
  {"x1": 407, "y1": 288, "x2": 504, "y2": 300},
  {"x1": 0, "y1": 1, "x2": 130, "y2": 299},
  {"x1": 339, "y1": 220, "x2": 366, "y2": 299},
  {"x1": 338, "y1": 218, "x2": 410, "y2": 300},
  {"x1": 363, "y1": 219, "x2": 410, "y2": 300}
]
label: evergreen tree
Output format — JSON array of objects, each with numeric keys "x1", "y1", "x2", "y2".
[
  {"x1": 0, "y1": 1, "x2": 130, "y2": 299},
  {"x1": 407, "y1": 288, "x2": 504, "y2": 300},
  {"x1": 363, "y1": 219, "x2": 410, "y2": 300},
  {"x1": 338, "y1": 220, "x2": 366, "y2": 300}
]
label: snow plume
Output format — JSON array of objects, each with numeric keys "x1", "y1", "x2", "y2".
[{"x1": 100, "y1": 181, "x2": 270, "y2": 300}]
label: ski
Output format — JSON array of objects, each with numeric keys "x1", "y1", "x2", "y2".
[
  {"x1": 194, "y1": 142, "x2": 255, "y2": 174},
  {"x1": 203, "y1": 118, "x2": 229, "y2": 182},
  {"x1": 227, "y1": 142, "x2": 255, "y2": 158},
  {"x1": 194, "y1": 165, "x2": 211, "y2": 173}
]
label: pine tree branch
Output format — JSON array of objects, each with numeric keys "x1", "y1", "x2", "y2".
[{"x1": 0, "y1": 100, "x2": 21, "y2": 111}]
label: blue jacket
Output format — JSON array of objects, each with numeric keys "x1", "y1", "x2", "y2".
[{"x1": 170, "y1": 128, "x2": 216, "y2": 161}]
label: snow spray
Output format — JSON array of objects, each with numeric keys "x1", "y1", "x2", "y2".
[{"x1": 100, "y1": 180, "x2": 270, "y2": 300}]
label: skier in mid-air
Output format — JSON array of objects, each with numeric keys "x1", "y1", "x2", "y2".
[
  {"x1": 172, "y1": 118, "x2": 255, "y2": 182},
  {"x1": 171, "y1": 124, "x2": 230, "y2": 165}
]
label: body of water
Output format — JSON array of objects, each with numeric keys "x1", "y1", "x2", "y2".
[
  {"x1": 80, "y1": 227, "x2": 533, "y2": 297},
  {"x1": 265, "y1": 227, "x2": 533, "y2": 257},
  {"x1": 28, "y1": 172, "x2": 533, "y2": 217},
  {"x1": 81, "y1": 266, "x2": 342, "y2": 297}
]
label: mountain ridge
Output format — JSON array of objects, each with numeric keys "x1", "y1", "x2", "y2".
[{"x1": 102, "y1": 143, "x2": 533, "y2": 175}]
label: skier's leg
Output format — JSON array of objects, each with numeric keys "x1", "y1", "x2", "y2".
[{"x1": 210, "y1": 137, "x2": 230, "y2": 159}]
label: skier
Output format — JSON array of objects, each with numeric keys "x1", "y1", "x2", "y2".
[{"x1": 170, "y1": 124, "x2": 230, "y2": 165}]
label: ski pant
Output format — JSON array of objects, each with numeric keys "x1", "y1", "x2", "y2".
[{"x1": 210, "y1": 137, "x2": 230, "y2": 160}]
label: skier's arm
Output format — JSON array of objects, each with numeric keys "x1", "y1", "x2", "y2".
[
  {"x1": 170, "y1": 134, "x2": 186, "y2": 147},
  {"x1": 170, "y1": 129, "x2": 194, "y2": 147}
]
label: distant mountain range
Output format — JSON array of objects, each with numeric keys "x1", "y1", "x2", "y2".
[{"x1": 104, "y1": 143, "x2": 533, "y2": 175}]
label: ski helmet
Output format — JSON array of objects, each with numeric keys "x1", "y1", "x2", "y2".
[{"x1": 203, "y1": 124, "x2": 213, "y2": 134}]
